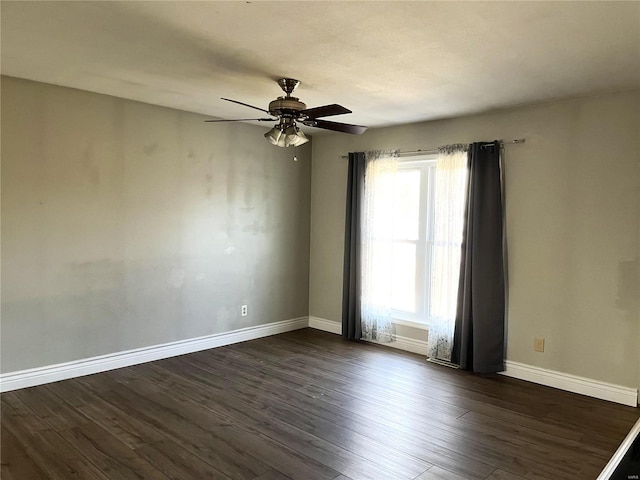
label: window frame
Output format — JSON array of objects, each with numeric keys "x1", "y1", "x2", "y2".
[{"x1": 390, "y1": 153, "x2": 438, "y2": 330}]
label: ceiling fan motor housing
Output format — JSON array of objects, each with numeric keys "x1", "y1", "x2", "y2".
[{"x1": 268, "y1": 96, "x2": 307, "y2": 118}]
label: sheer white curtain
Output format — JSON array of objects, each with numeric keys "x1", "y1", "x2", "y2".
[
  {"x1": 360, "y1": 150, "x2": 398, "y2": 342},
  {"x1": 427, "y1": 145, "x2": 469, "y2": 362}
]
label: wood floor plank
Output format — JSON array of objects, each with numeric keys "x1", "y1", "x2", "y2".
[
  {"x1": 252, "y1": 471, "x2": 296, "y2": 480},
  {"x1": 1, "y1": 328, "x2": 637, "y2": 480},
  {"x1": 0, "y1": 427, "x2": 49, "y2": 480},
  {"x1": 1, "y1": 391, "x2": 51, "y2": 433},
  {"x1": 16, "y1": 382, "x2": 91, "y2": 431},
  {"x1": 416, "y1": 465, "x2": 472, "y2": 479},
  {"x1": 134, "y1": 438, "x2": 235, "y2": 480},
  {"x1": 484, "y1": 470, "x2": 528, "y2": 480},
  {"x1": 60, "y1": 421, "x2": 172, "y2": 480}
]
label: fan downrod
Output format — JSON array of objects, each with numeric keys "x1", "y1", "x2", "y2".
[{"x1": 278, "y1": 78, "x2": 300, "y2": 96}]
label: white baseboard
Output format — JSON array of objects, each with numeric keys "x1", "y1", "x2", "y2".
[
  {"x1": 0, "y1": 317, "x2": 308, "y2": 393},
  {"x1": 308, "y1": 316, "x2": 428, "y2": 355},
  {"x1": 393, "y1": 334, "x2": 429, "y2": 356},
  {"x1": 501, "y1": 361, "x2": 638, "y2": 407},
  {"x1": 308, "y1": 316, "x2": 638, "y2": 407},
  {"x1": 367, "y1": 334, "x2": 429, "y2": 356},
  {"x1": 309, "y1": 316, "x2": 342, "y2": 334}
]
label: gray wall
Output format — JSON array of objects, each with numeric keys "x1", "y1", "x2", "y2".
[
  {"x1": 1, "y1": 76, "x2": 312, "y2": 373},
  {"x1": 310, "y1": 91, "x2": 640, "y2": 390}
]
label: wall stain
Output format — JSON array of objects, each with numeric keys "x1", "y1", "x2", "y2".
[
  {"x1": 205, "y1": 173, "x2": 213, "y2": 196},
  {"x1": 70, "y1": 259, "x2": 124, "y2": 291},
  {"x1": 242, "y1": 221, "x2": 267, "y2": 235},
  {"x1": 615, "y1": 257, "x2": 639, "y2": 319},
  {"x1": 167, "y1": 268, "x2": 186, "y2": 289},
  {"x1": 82, "y1": 144, "x2": 100, "y2": 187},
  {"x1": 226, "y1": 159, "x2": 237, "y2": 205},
  {"x1": 143, "y1": 143, "x2": 159, "y2": 156},
  {"x1": 243, "y1": 164, "x2": 255, "y2": 207}
]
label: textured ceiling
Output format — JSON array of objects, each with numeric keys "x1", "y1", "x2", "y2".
[{"x1": 2, "y1": 1, "x2": 639, "y2": 132}]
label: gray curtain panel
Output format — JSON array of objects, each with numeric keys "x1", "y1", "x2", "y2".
[
  {"x1": 452, "y1": 141, "x2": 506, "y2": 373},
  {"x1": 342, "y1": 152, "x2": 366, "y2": 340}
]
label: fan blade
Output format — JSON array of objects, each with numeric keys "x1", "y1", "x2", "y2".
[
  {"x1": 205, "y1": 118, "x2": 274, "y2": 122},
  {"x1": 299, "y1": 104, "x2": 351, "y2": 119},
  {"x1": 304, "y1": 119, "x2": 367, "y2": 135},
  {"x1": 221, "y1": 97, "x2": 271, "y2": 114}
]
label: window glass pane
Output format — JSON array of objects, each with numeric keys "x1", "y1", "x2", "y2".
[
  {"x1": 368, "y1": 240, "x2": 392, "y2": 300},
  {"x1": 393, "y1": 170, "x2": 420, "y2": 241},
  {"x1": 429, "y1": 244, "x2": 461, "y2": 320},
  {"x1": 391, "y1": 242, "x2": 416, "y2": 312},
  {"x1": 432, "y1": 165, "x2": 467, "y2": 244}
]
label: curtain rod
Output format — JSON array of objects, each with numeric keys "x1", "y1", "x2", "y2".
[{"x1": 340, "y1": 138, "x2": 525, "y2": 159}]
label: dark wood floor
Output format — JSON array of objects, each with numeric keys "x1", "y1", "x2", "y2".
[{"x1": 1, "y1": 328, "x2": 638, "y2": 480}]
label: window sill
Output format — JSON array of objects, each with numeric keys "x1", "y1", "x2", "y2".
[{"x1": 392, "y1": 318, "x2": 428, "y2": 331}]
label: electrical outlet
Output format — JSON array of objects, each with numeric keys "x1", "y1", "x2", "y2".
[
  {"x1": 533, "y1": 337, "x2": 545, "y2": 352},
  {"x1": 241, "y1": 305, "x2": 248, "y2": 317}
]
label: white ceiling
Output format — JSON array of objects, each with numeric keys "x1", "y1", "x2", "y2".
[{"x1": 2, "y1": 1, "x2": 639, "y2": 132}]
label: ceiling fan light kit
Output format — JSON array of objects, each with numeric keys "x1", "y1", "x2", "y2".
[
  {"x1": 264, "y1": 118, "x2": 309, "y2": 147},
  {"x1": 207, "y1": 78, "x2": 368, "y2": 147}
]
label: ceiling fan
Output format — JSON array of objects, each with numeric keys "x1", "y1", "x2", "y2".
[{"x1": 205, "y1": 78, "x2": 368, "y2": 147}]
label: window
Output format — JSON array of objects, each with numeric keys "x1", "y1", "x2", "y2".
[
  {"x1": 390, "y1": 155, "x2": 438, "y2": 328},
  {"x1": 358, "y1": 147, "x2": 468, "y2": 354}
]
